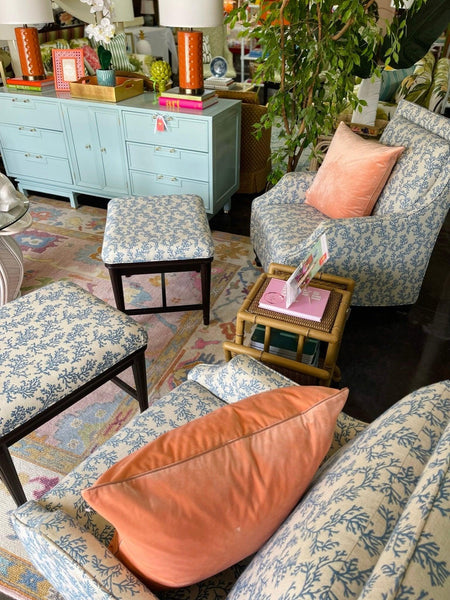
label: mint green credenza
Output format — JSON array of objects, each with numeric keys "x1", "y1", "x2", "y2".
[{"x1": 0, "y1": 90, "x2": 241, "y2": 216}]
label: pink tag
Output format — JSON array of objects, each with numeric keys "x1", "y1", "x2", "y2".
[{"x1": 156, "y1": 116, "x2": 166, "y2": 132}]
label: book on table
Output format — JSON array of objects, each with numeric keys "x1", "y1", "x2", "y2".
[
  {"x1": 6, "y1": 76, "x2": 55, "y2": 91},
  {"x1": 258, "y1": 277, "x2": 330, "y2": 322},
  {"x1": 158, "y1": 87, "x2": 217, "y2": 102},
  {"x1": 204, "y1": 76, "x2": 235, "y2": 89},
  {"x1": 285, "y1": 233, "x2": 330, "y2": 307},
  {"x1": 158, "y1": 95, "x2": 218, "y2": 110},
  {"x1": 250, "y1": 324, "x2": 320, "y2": 366}
]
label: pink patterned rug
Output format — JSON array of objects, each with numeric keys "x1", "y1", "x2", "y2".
[{"x1": 0, "y1": 196, "x2": 261, "y2": 600}]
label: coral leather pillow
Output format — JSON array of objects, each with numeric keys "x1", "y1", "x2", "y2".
[
  {"x1": 305, "y1": 121, "x2": 404, "y2": 218},
  {"x1": 82, "y1": 385, "x2": 348, "y2": 589}
]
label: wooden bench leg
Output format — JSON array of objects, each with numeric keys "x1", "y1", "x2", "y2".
[
  {"x1": 201, "y1": 260, "x2": 212, "y2": 326},
  {"x1": 109, "y1": 268, "x2": 126, "y2": 312},
  {"x1": 132, "y1": 350, "x2": 149, "y2": 412},
  {"x1": 0, "y1": 443, "x2": 26, "y2": 507}
]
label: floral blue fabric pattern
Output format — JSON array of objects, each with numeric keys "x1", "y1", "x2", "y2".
[
  {"x1": 250, "y1": 100, "x2": 450, "y2": 306},
  {"x1": 101, "y1": 195, "x2": 215, "y2": 264},
  {"x1": 0, "y1": 280, "x2": 148, "y2": 438},
  {"x1": 227, "y1": 380, "x2": 450, "y2": 600}
]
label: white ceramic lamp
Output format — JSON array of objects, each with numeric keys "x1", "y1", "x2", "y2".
[
  {"x1": 0, "y1": 0, "x2": 54, "y2": 80},
  {"x1": 159, "y1": 0, "x2": 224, "y2": 94}
]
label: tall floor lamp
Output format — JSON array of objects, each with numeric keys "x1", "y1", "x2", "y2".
[
  {"x1": 158, "y1": 0, "x2": 224, "y2": 95},
  {"x1": 0, "y1": 0, "x2": 54, "y2": 80}
]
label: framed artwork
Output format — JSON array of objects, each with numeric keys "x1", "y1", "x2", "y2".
[{"x1": 52, "y1": 48, "x2": 85, "y2": 91}]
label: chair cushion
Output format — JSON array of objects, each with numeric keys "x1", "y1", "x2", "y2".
[
  {"x1": 379, "y1": 65, "x2": 415, "y2": 102},
  {"x1": 425, "y1": 57, "x2": 450, "y2": 113},
  {"x1": 305, "y1": 122, "x2": 404, "y2": 218},
  {"x1": 0, "y1": 281, "x2": 147, "y2": 437},
  {"x1": 82, "y1": 386, "x2": 348, "y2": 589},
  {"x1": 227, "y1": 380, "x2": 450, "y2": 600},
  {"x1": 102, "y1": 195, "x2": 214, "y2": 264}
]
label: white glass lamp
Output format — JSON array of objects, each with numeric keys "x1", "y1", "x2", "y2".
[
  {"x1": 159, "y1": 0, "x2": 224, "y2": 94},
  {"x1": 0, "y1": 0, "x2": 54, "y2": 80}
]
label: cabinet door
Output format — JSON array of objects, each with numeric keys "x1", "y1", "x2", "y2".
[
  {"x1": 64, "y1": 105, "x2": 104, "y2": 189},
  {"x1": 94, "y1": 110, "x2": 129, "y2": 195}
]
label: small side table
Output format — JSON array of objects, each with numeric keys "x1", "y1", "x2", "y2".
[
  {"x1": 223, "y1": 264, "x2": 354, "y2": 386},
  {"x1": 0, "y1": 193, "x2": 32, "y2": 306}
]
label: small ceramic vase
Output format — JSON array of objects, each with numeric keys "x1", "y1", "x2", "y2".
[{"x1": 96, "y1": 69, "x2": 116, "y2": 87}]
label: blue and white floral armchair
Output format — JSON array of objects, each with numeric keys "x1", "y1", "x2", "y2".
[{"x1": 251, "y1": 101, "x2": 450, "y2": 306}]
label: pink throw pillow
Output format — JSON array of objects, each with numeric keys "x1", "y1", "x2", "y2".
[
  {"x1": 83, "y1": 45, "x2": 101, "y2": 73},
  {"x1": 82, "y1": 385, "x2": 348, "y2": 589},
  {"x1": 305, "y1": 121, "x2": 404, "y2": 218}
]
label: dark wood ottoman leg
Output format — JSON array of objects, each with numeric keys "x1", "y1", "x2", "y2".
[
  {"x1": 201, "y1": 259, "x2": 212, "y2": 326},
  {"x1": 132, "y1": 350, "x2": 149, "y2": 412},
  {"x1": 0, "y1": 443, "x2": 26, "y2": 506},
  {"x1": 108, "y1": 267, "x2": 126, "y2": 312}
]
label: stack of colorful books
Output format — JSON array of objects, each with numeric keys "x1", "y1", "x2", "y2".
[
  {"x1": 158, "y1": 87, "x2": 218, "y2": 110},
  {"x1": 250, "y1": 325, "x2": 320, "y2": 366},
  {"x1": 5, "y1": 76, "x2": 55, "y2": 92}
]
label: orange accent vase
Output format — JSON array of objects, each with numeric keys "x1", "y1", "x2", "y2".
[{"x1": 177, "y1": 31, "x2": 203, "y2": 94}]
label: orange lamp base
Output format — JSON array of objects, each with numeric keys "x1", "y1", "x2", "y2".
[
  {"x1": 15, "y1": 26, "x2": 46, "y2": 80},
  {"x1": 177, "y1": 30, "x2": 204, "y2": 95}
]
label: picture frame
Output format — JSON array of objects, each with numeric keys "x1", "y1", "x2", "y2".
[{"x1": 52, "y1": 48, "x2": 85, "y2": 91}]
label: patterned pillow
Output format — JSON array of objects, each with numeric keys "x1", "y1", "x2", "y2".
[
  {"x1": 90, "y1": 32, "x2": 134, "y2": 71},
  {"x1": 40, "y1": 39, "x2": 70, "y2": 75},
  {"x1": 228, "y1": 380, "x2": 450, "y2": 600},
  {"x1": 202, "y1": 34, "x2": 212, "y2": 64},
  {"x1": 394, "y1": 51, "x2": 435, "y2": 106},
  {"x1": 379, "y1": 65, "x2": 414, "y2": 102},
  {"x1": 425, "y1": 57, "x2": 450, "y2": 113}
]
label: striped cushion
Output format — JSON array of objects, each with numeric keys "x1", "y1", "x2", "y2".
[{"x1": 91, "y1": 32, "x2": 135, "y2": 71}]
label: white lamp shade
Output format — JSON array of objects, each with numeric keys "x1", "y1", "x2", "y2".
[
  {"x1": 0, "y1": 0, "x2": 54, "y2": 25},
  {"x1": 113, "y1": 0, "x2": 135, "y2": 22},
  {"x1": 159, "y1": 0, "x2": 224, "y2": 28},
  {"x1": 141, "y1": 0, "x2": 155, "y2": 14}
]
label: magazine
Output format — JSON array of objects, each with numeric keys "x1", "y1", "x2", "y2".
[
  {"x1": 258, "y1": 278, "x2": 330, "y2": 322},
  {"x1": 285, "y1": 234, "x2": 329, "y2": 307}
]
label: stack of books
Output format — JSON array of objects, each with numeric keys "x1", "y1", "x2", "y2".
[
  {"x1": 250, "y1": 325, "x2": 320, "y2": 367},
  {"x1": 5, "y1": 76, "x2": 55, "y2": 92},
  {"x1": 158, "y1": 87, "x2": 218, "y2": 110},
  {"x1": 258, "y1": 278, "x2": 331, "y2": 322},
  {"x1": 204, "y1": 76, "x2": 235, "y2": 90}
]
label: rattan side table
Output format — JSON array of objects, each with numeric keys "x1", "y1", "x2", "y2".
[{"x1": 223, "y1": 263, "x2": 354, "y2": 386}]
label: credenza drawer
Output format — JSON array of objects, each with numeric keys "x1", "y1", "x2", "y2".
[
  {"x1": 0, "y1": 124, "x2": 67, "y2": 156},
  {"x1": 2, "y1": 150, "x2": 72, "y2": 184},
  {"x1": 130, "y1": 170, "x2": 211, "y2": 212},
  {"x1": 123, "y1": 111, "x2": 209, "y2": 152},
  {"x1": 127, "y1": 142, "x2": 209, "y2": 181},
  {"x1": 0, "y1": 96, "x2": 62, "y2": 129}
]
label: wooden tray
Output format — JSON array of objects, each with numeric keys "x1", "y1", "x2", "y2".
[{"x1": 69, "y1": 76, "x2": 144, "y2": 102}]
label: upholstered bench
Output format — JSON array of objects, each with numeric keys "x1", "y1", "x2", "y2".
[
  {"x1": 102, "y1": 195, "x2": 215, "y2": 325},
  {"x1": 0, "y1": 280, "x2": 148, "y2": 506}
]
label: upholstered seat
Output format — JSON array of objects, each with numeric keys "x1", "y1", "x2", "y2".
[
  {"x1": 251, "y1": 100, "x2": 450, "y2": 306},
  {"x1": 0, "y1": 280, "x2": 148, "y2": 506},
  {"x1": 102, "y1": 195, "x2": 215, "y2": 324}
]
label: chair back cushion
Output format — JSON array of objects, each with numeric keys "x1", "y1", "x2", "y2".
[
  {"x1": 228, "y1": 380, "x2": 450, "y2": 600},
  {"x1": 373, "y1": 101, "x2": 450, "y2": 216}
]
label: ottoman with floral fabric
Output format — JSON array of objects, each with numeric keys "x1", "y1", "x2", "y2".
[
  {"x1": 10, "y1": 353, "x2": 450, "y2": 600},
  {"x1": 102, "y1": 195, "x2": 214, "y2": 325}
]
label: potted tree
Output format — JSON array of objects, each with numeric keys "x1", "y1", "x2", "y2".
[{"x1": 228, "y1": 0, "x2": 426, "y2": 184}]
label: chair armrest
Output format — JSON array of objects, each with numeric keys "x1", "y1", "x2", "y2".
[
  {"x1": 251, "y1": 171, "x2": 316, "y2": 207},
  {"x1": 188, "y1": 354, "x2": 297, "y2": 403},
  {"x1": 12, "y1": 503, "x2": 158, "y2": 600}
]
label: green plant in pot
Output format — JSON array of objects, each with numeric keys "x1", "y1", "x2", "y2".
[
  {"x1": 96, "y1": 44, "x2": 116, "y2": 87},
  {"x1": 227, "y1": 0, "x2": 426, "y2": 185}
]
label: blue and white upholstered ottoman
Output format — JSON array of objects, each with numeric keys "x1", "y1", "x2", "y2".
[
  {"x1": 102, "y1": 195, "x2": 215, "y2": 325},
  {"x1": 0, "y1": 281, "x2": 148, "y2": 506}
]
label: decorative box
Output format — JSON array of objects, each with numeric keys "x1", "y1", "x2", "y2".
[{"x1": 69, "y1": 76, "x2": 144, "y2": 102}]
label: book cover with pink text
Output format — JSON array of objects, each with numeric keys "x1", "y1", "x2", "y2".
[{"x1": 259, "y1": 278, "x2": 330, "y2": 322}]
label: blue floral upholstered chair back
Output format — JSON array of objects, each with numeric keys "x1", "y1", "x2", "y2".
[{"x1": 250, "y1": 100, "x2": 450, "y2": 306}]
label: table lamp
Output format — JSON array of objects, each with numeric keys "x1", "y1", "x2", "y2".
[
  {"x1": 0, "y1": 0, "x2": 54, "y2": 80},
  {"x1": 159, "y1": 0, "x2": 224, "y2": 95}
]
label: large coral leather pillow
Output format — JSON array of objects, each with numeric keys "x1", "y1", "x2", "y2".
[
  {"x1": 305, "y1": 121, "x2": 404, "y2": 218},
  {"x1": 82, "y1": 385, "x2": 348, "y2": 589}
]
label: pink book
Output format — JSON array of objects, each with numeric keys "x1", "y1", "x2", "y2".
[
  {"x1": 158, "y1": 96, "x2": 218, "y2": 110},
  {"x1": 259, "y1": 278, "x2": 330, "y2": 322}
]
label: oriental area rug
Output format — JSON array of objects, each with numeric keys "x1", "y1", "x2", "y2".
[{"x1": 0, "y1": 196, "x2": 261, "y2": 600}]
